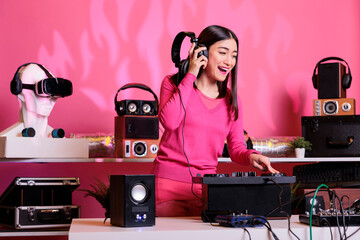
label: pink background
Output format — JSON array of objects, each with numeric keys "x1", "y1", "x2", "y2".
[
  {"x1": 1, "y1": 0, "x2": 359, "y2": 138},
  {"x1": 0, "y1": 0, "x2": 360, "y2": 219}
]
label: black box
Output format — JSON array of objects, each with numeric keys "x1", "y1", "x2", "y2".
[
  {"x1": 0, "y1": 177, "x2": 80, "y2": 229},
  {"x1": 193, "y1": 175, "x2": 296, "y2": 222},
  {"x1": 302, "y1": 115, "x2": 360, "y2": 157},
  {"x1": 110, "y1": 175, "x2": 155, "y2": 227},
  {"x1": 0, "y1": 177, "x2": 80, "y2": 206},
  {"x1": 0, "y1": 205, "x2": 80, "y2": 229}
]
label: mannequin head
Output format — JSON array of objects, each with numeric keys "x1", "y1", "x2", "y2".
[{"x1": 17, "y1": 64, "x2": 57, "y2": 124}]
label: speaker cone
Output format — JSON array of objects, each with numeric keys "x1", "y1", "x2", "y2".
[
  {"x1": 323, "y1": 101, "x2": 338, "y2": 115},
  {"x1": 142, "y1": 103, "x2": 152, "y2": 114},
  {"x1": 133, "y1": 141, "x2": 146, "y2": 157},
  {"x1": 130, "y1": 183, "x2": 148, "y2": 204},
  {"x1": 128, "y1": 102, "x2": 138, "y2": 113}
]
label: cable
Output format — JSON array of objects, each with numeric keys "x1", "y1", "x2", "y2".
[
  {"x1": 347, "y1": 227, "x2": 360, "y2": 239},
  {"x1": 266, "y1": 178, "x2": 300, "y2": 240},
  {"x1": 256, "y1": 216, "x2": 280, "y2": 240},
  {"x1": 322, "y1": 218, "x2": 334, "y2": 240},
  {"x1": 178, "y1": 87, "x2": 210, "y2": 221},
  {"x1": 309, "y1": 184, "x2": 329, "y2": 240}
]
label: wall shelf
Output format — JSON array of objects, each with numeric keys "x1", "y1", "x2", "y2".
[{"x1": 1, "y1": 157, "x2": 360, "y2": 163}]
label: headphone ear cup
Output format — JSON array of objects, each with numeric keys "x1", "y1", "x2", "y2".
[
  {"x1": 10, "y1": 77, "x2": 22, "y2": 95},
  {"x1": 177, "y1": 59, "x2": 189, "y2": 85},
  {"x1": 312, "y1": 74, "x2": 318, "y2": 89},
  {"x1": 115, "y1": 101, "x2": 121, "y2": 116},
  {"x1": 342, "y1": 74, "x2": 352, "y2": 89}
]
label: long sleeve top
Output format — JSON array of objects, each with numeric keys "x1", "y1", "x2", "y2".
[{"x1": 152, "y1": 73, "x2": 259, "y2": 183}]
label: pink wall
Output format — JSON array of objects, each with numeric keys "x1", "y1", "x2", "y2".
[
  {"x1": 1, "y1": 0, "x2": 360, "y2": 138},
  {"x1": 0, "y1": 0, "x2": 360, "y2": 220}
]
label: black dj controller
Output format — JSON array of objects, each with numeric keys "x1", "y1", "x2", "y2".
[{"x1": 193, "y1": 172, "x2": 296, "y2": 222}]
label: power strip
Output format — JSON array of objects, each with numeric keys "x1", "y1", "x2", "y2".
[
  {"x1": 299, "y1": 214, "x2": 360, "y2": 227},
  {"x1": 215, "y1": 214, "x2": 266, "y2": 228}
]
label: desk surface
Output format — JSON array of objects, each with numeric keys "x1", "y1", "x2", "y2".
[{"x1": 69, "y1": 216, "x2": 360, "y2": 240}]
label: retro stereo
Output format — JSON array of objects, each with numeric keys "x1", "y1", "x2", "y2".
[
  {"x1": 313, "y1": 98, "x2": 355, "y2": 116},
  {"x1": 114, "y1": 116, "x2": 159, "y2": 140},
  {"x1": 114, "y1": 83, "x2": 159, "y2": 116},
  {"x1": 115, "y1": 139, "x2": 159, "y2": 158}
]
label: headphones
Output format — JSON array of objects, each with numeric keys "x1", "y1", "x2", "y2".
[
  {"x1": 312, "y1": 57, "x2": 352, "y2": 90},
  {"x1": 114, "y1": 83, "x2": 159, "y2": 116},
  {"x1": 11, "y1": 62, "x2": 55, "y2": 95},
  {"x1": 171, "y1": 31, "x2": 209, "y2": 86}
]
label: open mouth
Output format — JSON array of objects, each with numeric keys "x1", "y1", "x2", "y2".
[{"x1": 218, "y1": 66, "x2": 228, "y2": 74}]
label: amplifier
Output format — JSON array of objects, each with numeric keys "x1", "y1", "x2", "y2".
[
  {"x1": 302, "y1": 115, "x2": 360, "y2": 157},
  {"x1": 114, "y1": 116, "x2": 159, "y2": 139},
  {"x1": 193, "y1": 173, "x2": 296, "y2": 222}
]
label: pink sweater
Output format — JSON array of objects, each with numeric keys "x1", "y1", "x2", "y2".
[{"x1": 152, "y1": 73, "x2": 258, "y2": 183}]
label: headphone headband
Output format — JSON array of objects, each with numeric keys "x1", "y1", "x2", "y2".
[
  {"x1": 13, "y1": 62, "x2": 55, "y2": 81},
  {"x1": 171, "y1": 32, "x2": 197, "y2": 66},
  {"x1": 114, "y1": 83, "x2": 159, "y2": 115},
  {"x1": 312, "y1": 56, "x2": 352, "y2": 90},
  {"x1": 312, "y1": 56, "x2": 351, "y2": 77}
]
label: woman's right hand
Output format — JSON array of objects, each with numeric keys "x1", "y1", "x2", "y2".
[{"x1": 187, "y1": 42, "x2": 208, "y2": 77}]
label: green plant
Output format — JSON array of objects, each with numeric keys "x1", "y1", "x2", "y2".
[
  {"x1": 290, "y1": 137, "x2": 312, "y2": 151},
  {"x1": 78, "y1": 176, "x2": 110, "y2": 221}
]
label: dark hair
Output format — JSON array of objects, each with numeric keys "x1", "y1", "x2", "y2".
[
  {"x1": 197, "y1": 25, "x2": 239, "y2": 120},
  {"x1": 171, "y1": 25, "x2": 239, "y2": 120}
]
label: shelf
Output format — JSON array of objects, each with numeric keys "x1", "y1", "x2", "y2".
[
  {"x1": 1, "y1": 157, "x2": 360, "y2": 163},
  {"x1": 0, "y1": 226, "x2": 69, "y2": 237}
]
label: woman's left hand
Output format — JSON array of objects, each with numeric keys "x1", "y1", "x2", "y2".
[{"x1": 249, "y1": 153, "x2": 279, "y2": 173}]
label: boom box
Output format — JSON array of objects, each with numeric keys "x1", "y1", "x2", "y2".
[
  {"x1": 302, "y1": 115, "x2": 360, "y2": 157},
  {"x1": 115, "y1": 116, "x2": 159, "y2": 139},
  {"x1": 115, "y1": 139, "x2": 159, "y2": 158},
  {"x1": 313, "y1": 98, "x2": 355, "y2": 116}
]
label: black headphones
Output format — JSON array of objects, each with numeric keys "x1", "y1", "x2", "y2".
[
  {"x1": 114, "y1": 83, "x2": 159, "y2": 116},
  {"x1": 171, "y1": 31, "x2": 208, "y2": 86},
  {"x1": 11, "y1": 62, "x2": 54, "y2": 95},
  {"x1": 312, "y1": 57, "x2": 352, "y2": 90}
]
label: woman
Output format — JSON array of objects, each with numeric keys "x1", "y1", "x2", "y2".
[{"x1": 152, "y1": 25, "x2": 278, "y2": 217}]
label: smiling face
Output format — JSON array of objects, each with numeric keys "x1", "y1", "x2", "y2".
[{"x1": 203, "y1": 38, "x2": 238, "y2": 82}]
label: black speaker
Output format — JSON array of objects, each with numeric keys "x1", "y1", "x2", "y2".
[
  {"x1": 110, "y1": 175, "x2": 155, "y2": 227},
  {"x1": 114, "y1": 116, "x2": 159, "y2": 139},
  {"x1": 116, "y1": 100, "x2": 157, "y2": 116},
  {"x1": 114, "y1": 83, "x2": 159, "y2": 116},
  {"x1": 312, "y1": 57, "x2": 352, "y2": 99}
]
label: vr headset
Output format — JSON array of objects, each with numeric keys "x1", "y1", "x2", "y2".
[{"x1": 11, "y1": 63, "x2": 73, "y2": 98}]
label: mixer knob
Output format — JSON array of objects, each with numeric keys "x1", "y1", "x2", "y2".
[
  {"x1": 244, "y1": 172, "x2": 256, "y2": 177},
  {"x1": 231, "y1": 172, "x2": 243, "y2": 177}
]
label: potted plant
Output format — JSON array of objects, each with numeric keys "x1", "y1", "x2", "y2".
[
  {"x1": 78, "y1": 176, "x2": 110, "y2": 222},
  {"x1": 290, "y1": 137, "x2": 312, "y2": 158}
]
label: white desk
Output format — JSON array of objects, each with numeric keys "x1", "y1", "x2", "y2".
[{"x1": 69, "y1": 216, "x2": 360, "y2": 240}]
